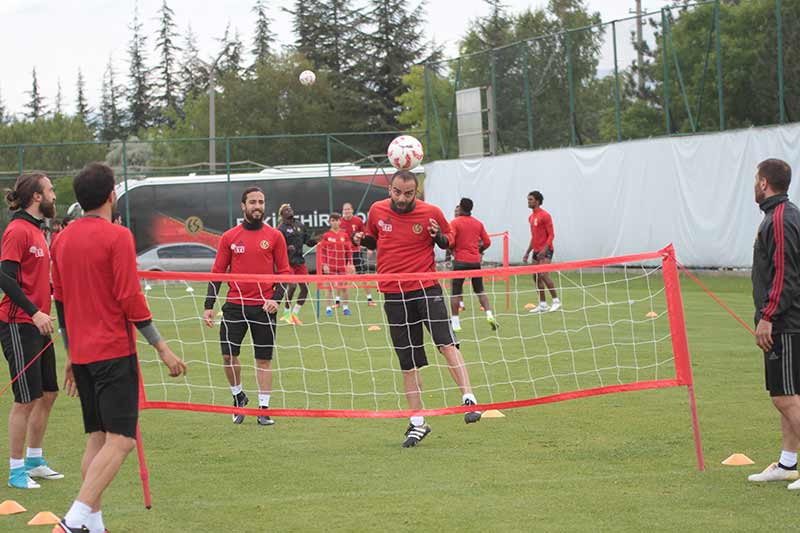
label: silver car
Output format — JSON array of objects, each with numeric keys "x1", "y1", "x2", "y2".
[{"x1": 137, "y1": 242, "x2": 217, "y2": 272}]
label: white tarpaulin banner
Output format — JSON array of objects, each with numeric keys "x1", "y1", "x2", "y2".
[{"x1": 424, "y1": 123, "x2": 800, "y2": 267}]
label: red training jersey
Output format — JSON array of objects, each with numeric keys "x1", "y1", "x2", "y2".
[
  {"x1": 450, "y1": 215, "x2": 491, "y2": 263},
  {"x1": 211, "y1": 222, "x2": 291, "y2": 306},
  {"x1": 0, "y1": 214, "x2": 51, "y2": 324},
  {"x1": 528, "y1": 207, "x2": 554, "y2": 252},
  {"x1": 341, "y1": 215, "x2": 365, "y2": 251},
  {"x1": 365, "y1": 198, "x2": 451, "y2": 294},
  {"x1": 51, "y1": 217, "x2": 151, "y2": 364},
  {"x1": 320, "y1": 229, "x2": 352, "y2": 272}
]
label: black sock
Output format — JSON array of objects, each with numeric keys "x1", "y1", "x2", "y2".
[{"x1": 778, "y1": 462, "x2": 797, "y2": 470}]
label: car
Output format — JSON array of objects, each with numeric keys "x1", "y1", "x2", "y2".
[{"x1": 137, "y1": 242, "x2": 217, "y2": 272}]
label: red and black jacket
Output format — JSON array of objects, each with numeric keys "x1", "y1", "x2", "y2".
[{"x1": 753, "y1": 194, "x2": 800, "y2": 332}]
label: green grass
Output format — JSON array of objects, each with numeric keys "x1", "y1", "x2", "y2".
[{"x1": 0, "y1": 271, "x2": 792, "y2": 532}]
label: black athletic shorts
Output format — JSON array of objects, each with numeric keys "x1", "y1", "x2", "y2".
[
  {"x1": 0, "y1": 321, "x2": 57, "y2": 404},
  {"x1": 764, "y1": 333, "x2": 800, "y2": 396},
  {"x1": 353, "y1": 250, "x2": 367, "y2": 274},
  {"x1": 452, "y1": 261, "x2": 484, "y2": 296},
  {"x1": 72, "y1": 354, "x2": 139, "y2": 438},
  {"x1": 220, "y1": 303, "x2": 277, "y2": 360},
  {"x1": 383, "y1": 285, "x2": 458, "y2": 371},
  {"x1": 533, "y1": 248, "x2": 554, "y2": 261}
]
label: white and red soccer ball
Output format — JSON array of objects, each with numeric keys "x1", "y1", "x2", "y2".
[
  {"x1": 299, "y1": 70, "x2": 316, "y2": 86},
  {"x1": 387, "y1": 135, "x2": 424, "y2": 170}
]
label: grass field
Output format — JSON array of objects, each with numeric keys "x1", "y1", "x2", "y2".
[{"x1": 0, "y1": 270, "x2": 792, "y2": 532}]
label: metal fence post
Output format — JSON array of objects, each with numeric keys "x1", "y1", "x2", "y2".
[
  {"x1": 17, "y1": 145, "x2": 23, "y2": 175},
  {"x1": 423, "y1": 65, "x2": 432, "y2": 154},
  {"x1": 490, "y1": 50, "x2": 499, "y2": 153},
  {"x1": 715, "y1": 0, "x2": 725, "y2": 130},
  {"x1": 777, "y1": 0, "x2": 786, "y2": 124},
  {"x1": 326, "y1": 135, "x2": 333, "y2": 213},
  {"x1": 566, "y1": 30, "x2": 577, "y2": 145},
  {"x1": 662, "y1": 9, "x2": 672, "y2": 135},
  {"x1": 123, "y1": 140, "x2": 130, "y2": 229},
  {"x1": 226, "y1": 139, "x2": 233, "y2": 228},
  {"x1": 612, "y1": 21, "x2": 623, "y2": 142},
  {"x1": 522, "y1": 42, "x2": 534, "y2": 149}
]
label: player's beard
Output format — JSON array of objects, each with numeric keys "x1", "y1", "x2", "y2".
[
  {"x1": 40, "y1": 198, "x2": 56, "y2": 219},
  {"x1": 245, "y1": 207, "x2": 264, "y2": 223},
  {"x1": 755, "y1": 182, "x2": 766, "y2": 204},
  {"x1": 390, "y1": 198, "x2": 415, "y2": 214}
]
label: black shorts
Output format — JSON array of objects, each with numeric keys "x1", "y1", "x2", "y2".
[
  {"x1": 764, "y1": 333, "x2": 800, "y2": 396},
  {"x1": 0, "y1": 322, "x2": 57, "y2": 404},
  {"x1": 383, "y1": 285, "x2": 458, "y2": 371},
  {"x1": 533, "y1": 248, "x2": 554, "y2": 261},
  {"x1": 352, "y1": 250, "x2": 367, "y2": 274},
  {"x1": 452, "y1": 261, "x2": 484, "y2": 296},
  {"x1": 72, "y1": 354, "x2": 139, "y2": 438},
  {"x1": 220, "y1": 303, "x2": 277, "y2": 360}
]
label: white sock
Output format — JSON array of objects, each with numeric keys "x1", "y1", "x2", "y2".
[
  {"x1": 230, "y1": 384, "x2": 243, "y2": 396},
  {"x1": 293, "y1": 304, "x2": 302, "y2": 314},
  {"x1": 343, "y1": 304, "x2": 349, "y2": 310},
  {"x1": 258, "y1": 393, "x2": 270, "y2": 408},
  {"x1": 87, "y1": 511, "x2": 105, "y2": 533},
  {"x1": 65, "y1": 500, "x2": 92, "y2": 528},
  {"x1": 780, "y1": 450, "x2": 798, "y2": 467},
  {"x1": 410, "y1": 415, "x2": 425, "y2": 427},
  {"x1": 459, "y1": 301, "x2": 465, "y2": 309},
  {"x1": 326, "y1": 306, "x2": 332, "y2": 311},
  {"x1": 9, "y1": 457, "x2": 24, "y2": 470},
  {"x1": 462, "y1": 393, "x2": 477, "y2": 405},
  {"x1": 553, "y1": 297, "x2": 560, "y2": 304},
  {"x1": 451, "y1": 316, "x2": 460, "y2": 328},
  {"x1": 335, "y1": 297, "x2": 341, "y2": 304},
  {"x1": 367, "y1": 294, "x2": 373, "y2": 301},
  {"x1": 486, "y1": 310, "x2": 493, "y2": 318},
  {"x1": 26, "y1": 447, "x2": 43, "y2": 459}
]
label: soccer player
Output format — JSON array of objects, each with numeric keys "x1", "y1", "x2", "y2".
[
  {"x1": 51, "y1": 162, "x2": 186, "y2": 533},
  {"x1": 320, "y1": 212, "x2": 354, "y2": 317},
  {"x1": 277, "y1": 203, "x2": 315, "y2": 325},
  {"x1": 111, "y1": 211, "x2": 123, "y2": 225},
  {"x1": 0, "y1": 172, "x2": 62, "y2": 490},
  {"x1": 523, "y1": 190, "x2": 561, "y2": 313},
  {"x1": 202, "y1": 187, "x2": 291, "y2": 427},
  {"x1": 342, "y1": 202, "x2": 375, "y2": 306},
  {"x1": 747, "y1": 159, "x2": 800, "y2": 488},
  {"x1": 448, "y1": 198, "x2": 496, "y2": 332},
  {"x1": 353, "y1": 170, "x2": 481, "y2": 448}
]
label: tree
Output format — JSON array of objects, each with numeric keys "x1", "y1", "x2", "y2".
[
  {"x1": 99, "y1": 57, "x2": 126, "y2": 141},
  {"x1": 217, "y1": 24, "x2": 244, "y2": 78},
  {"x1": 54, "y1": 79, "x2": 64, "y2": 117},
  {"x1": 251, "y1": 0, "x2": 275, "y2": 68},
  {"x1": 75, "y1": 68, "x2": 92, "y2": 121},
  {"x1": 397, "y1": 64, "x2": 454, "y2": 158},
  {"x1": 0, "y1": 85, "x2": 6, "y2": 124},
  {"x1": 363, "y1": 0, "x2": 428, "y2": 129},
  {"x1": 127, "y1": 3, "x2": 153, "y2": 133},
  {"x1": 154, "y1": 0, "x2": 181, "y2": 126},
  {"x1": 25, "y1": 68, "x2": 47, "y2": 121},
  {"x1": 178, "y1": 24, "x2": 208, "y2": 104}
]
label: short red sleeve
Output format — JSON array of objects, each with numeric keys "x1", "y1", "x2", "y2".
[
  {"x1": 212, "y1": 232, "x2": 231, "y2": 274},
  {"x1": 365, "y1": 205, "x2": 379, "y2": 239},
  {"x1": 1, "y1": 225, "x2": 26, "y2": 263},
  {"x1": 112, "y1": 230, "x2": 151, "y2": 322}
]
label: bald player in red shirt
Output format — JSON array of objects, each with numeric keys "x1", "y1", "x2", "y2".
[
  {"x1": 448, "y1": 197, "x2": 497, "y2": 332},
  {"x1": 523, "y1": 190, "x2": 560, "y2": 313},
  {"x1": 52, "y1": 162, "x2": 186, "y2": 533},
  {"x1": 203, "y1": 187, "x2": 291, "y2": 427},
  {"x1": 353, "y1": 170, "x2": 481, "y2": 448}
]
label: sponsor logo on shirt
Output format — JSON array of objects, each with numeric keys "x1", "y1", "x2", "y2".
[
  {"x1": 412, "y1": 224, "x2": 423, "y2": 234},
  {"x1": 378, "y1": 219, "x2": 393, "y2": 233},
  {"x1": 533, "y1": 218, "x2": 539, "y2": 227},
  {"x1": 232, "y1": 243, "x2": 246, "y2": 254},
  {"x1": 29, "y1": 246, "x2": 44, "y2": 258},
  {"x1": 260, "y1": 240, "x2": 270, "y2": 250}
]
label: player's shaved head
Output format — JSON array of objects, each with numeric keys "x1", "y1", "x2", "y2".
[{"x1": 391, "y1": 170, "x2": 418, "y2": 187}]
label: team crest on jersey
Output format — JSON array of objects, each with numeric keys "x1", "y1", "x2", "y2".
[
  {"x1": 533, "y1": 218, "x2": 539, "y2": 227},
  {"x1": 28, "y1": 246, "x2": 44, "y2": 258},
  {"x1": 378, "y1": 219, "x2": 393, "y2": 233},
  {"x1": 260, "y1": 240, "x2": 270, "y2": 250},
  {"x1": 231, "y1": 243, "x2": 246, "y2": 254},
  {"x1": 412, "y1": 224, "x2": 423, "y2": 234}
]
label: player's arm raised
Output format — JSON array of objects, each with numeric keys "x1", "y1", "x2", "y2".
[{"x1": 428, "y1": 208, "x2": 451, "y2": 249}]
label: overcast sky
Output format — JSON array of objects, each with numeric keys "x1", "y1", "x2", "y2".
[{"x1": 0, "y1": 0, "x2": 675, "y2": 117}]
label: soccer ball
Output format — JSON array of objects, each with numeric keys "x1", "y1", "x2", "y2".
[
  {"x1": 299, "y1": 70, "x2": 316, "y2": 86},
  {"x1": 387, "y1": 135, "x2": 424, "y2": 170}
]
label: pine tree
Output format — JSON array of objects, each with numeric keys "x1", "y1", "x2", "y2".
[
  {"x1": 25, "y1": 68, "x2": 46, "y2": 121},
  {"x1": 154, "y1": 0, "x2": 181, "y2": 126},
  {"x1": 364, "y1": 0, "x2": 428, "y2": 128},
  {"x1": 76, "y1": 68, "x2": 91, "y2": 120},
  {"x1": 127, "y1": 3, "x2": 153, "y2": 133},
  {"x1": 251, "y1": 0, "x2": 274, "y2": 67},
  {"x1": 217, "y1": 24, "x2": 244, "y2": 78},
  {"x1": 178, "y1": 24, "x2": 208, "y2": 104},
  {"x1": 54, "y1": 78, "x2": 64, "y2": 117},
  {"x1": 99, "y1": 57, "x2": 126, "y2": 141}
]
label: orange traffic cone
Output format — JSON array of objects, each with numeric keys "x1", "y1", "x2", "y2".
[{"x1": 28, "y1": 511, "x2": 60, "y2": 525}]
